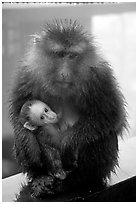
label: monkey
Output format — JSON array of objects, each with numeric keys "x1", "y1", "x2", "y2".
[
  {"x1": 19, "y1": 100, "x2": 68, "y2": 187},
  {"x1": 20, "y1": 100, "x2": 58, "y2": 130},
  {"x1": 20, "y1": 99, "x2": 75, "y2": 142},
  {"x1": 9, "y1": 19, "x2": 127, "y2": 201}
]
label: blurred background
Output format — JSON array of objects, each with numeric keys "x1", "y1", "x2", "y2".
[{"x1": 2, "y1": 2, "x2": 136, "y2": 178}]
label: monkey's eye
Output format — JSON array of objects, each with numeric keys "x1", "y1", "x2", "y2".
[
  {"x1": 57, "y1": 51, "x2": 66, "y2": 58},
  {"x1": 45, "y1": 108, "x2": 48, "y2": 113},
  {"x1": 68, "y1": 53, "x2": 78, "y2": 59},
  {"x1": 40, "y1": 115, "x2": 44, "y2": 120}
]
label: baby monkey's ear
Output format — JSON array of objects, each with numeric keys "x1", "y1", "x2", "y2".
[{"x1": 24, "y1": 121, "x2": 37, "y2": 131}]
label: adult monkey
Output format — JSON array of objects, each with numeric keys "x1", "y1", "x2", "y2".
[{"x1": 9, "y1": 19, "x2": 127, "y2": 200}]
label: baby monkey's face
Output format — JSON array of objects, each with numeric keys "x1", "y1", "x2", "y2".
[{"x1": 29, "y1": 101, "x2": 58, "y2": 126}]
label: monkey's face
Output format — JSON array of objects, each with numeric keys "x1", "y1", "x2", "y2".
[
  {"x1": 29, "y1": 101, "x2": 58, "y2": 126},
  {"x1": 30, "y1": 20, "x2": 98, "y2": 98},
  {"x1": 38, "y1": 41, "x2": 94, "y2": 98},
  {"x1": 45, "y1": 43, "x2": 86, "y2": 88}
]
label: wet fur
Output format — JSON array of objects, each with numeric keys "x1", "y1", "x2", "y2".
[{"x1": 9, "y1": 20, "x2": 127, "y2": 201}]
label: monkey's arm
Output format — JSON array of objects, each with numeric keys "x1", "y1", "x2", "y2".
[
  {"x1": 10, "y1": 69, "x2": 42, "y2": 175},
  {"x1": 61, "y1": 64, "x2": 127, "y2": 173},
  {"x1": 13, "y1": 126, "x2": 42, "y2": 175},
  {"x1": 60, "y1": 113, "x2": 121, "y2": 190}
]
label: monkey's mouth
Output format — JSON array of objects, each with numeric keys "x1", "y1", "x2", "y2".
[{"x1": 55, "y1": 81, "x2": 73, "y2": 89}]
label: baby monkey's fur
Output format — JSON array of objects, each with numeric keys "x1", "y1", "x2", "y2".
[{"x1": 9, "y1": 19, "x2": 127, "y2": 201}]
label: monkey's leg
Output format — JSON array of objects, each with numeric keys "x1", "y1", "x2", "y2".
[
  {"x1": 44, "y1": 145, "x2": 67, "y2": 180},
  {"x1": 59, "y1": 129, "x2": 78, "y2": 171}
]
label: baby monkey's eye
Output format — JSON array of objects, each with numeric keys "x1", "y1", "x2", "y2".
[
  {"x1": 45, "y1": 108, "x2": 48, "y2": 113},
  {"x1": 40, "y1": 115, "x2": 44, "y2": 120}
]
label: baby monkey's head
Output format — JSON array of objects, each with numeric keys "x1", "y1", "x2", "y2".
[{"x1": 20, "y1": 100, "x2": 58, "y2": 131}]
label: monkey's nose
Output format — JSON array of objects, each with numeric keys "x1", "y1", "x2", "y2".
[
  {"x1": 61, "y1": 72, "x2": 67, "y2": 79},
  {"x1": 59, "y1": 65, "x2": 70, "y2": 80},
  {"x1": 59, "y1": 71, "x2": 70, "y2": 82}
]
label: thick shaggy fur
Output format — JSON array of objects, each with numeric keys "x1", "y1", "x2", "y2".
[{"x1": 9, "y1": 20, "x2": 127, "y2": 201}]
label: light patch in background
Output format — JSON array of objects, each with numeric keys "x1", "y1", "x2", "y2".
[{"x1": 91, "y1": 12, "x2": 136, "y2": 138}]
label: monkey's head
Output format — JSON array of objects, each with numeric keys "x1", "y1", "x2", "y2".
[
  {"x1": 20, "y1": 100, "x2": 58, "y2": 131},
  {"x1": 25, "y1": 20, "x2": 100, "y2": 98}
]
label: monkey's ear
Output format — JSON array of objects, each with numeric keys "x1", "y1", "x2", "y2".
[
  {"x1": 30, "y1": 34, "x2": 41, "y2": 44},
  {"x1": 24, "y1": 122, "x2": 37, "y2": 131}
]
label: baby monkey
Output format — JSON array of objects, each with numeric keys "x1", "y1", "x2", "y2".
[
  {"x1": 20, "y1": 100, "x2": 58, "y2": 131},
  {"x1": 20, "y1": 100, "x2": 67, "y2": 181}
]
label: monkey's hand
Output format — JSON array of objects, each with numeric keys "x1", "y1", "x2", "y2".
[
  {"x1": 31, "y1": 174, "x2": 68, "y2": 198},
  {"x1": 31, "y1": 175, "x2": 55, "y2": 198}
]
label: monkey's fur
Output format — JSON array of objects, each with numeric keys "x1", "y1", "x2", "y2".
[{"x1": 9, "y1": 20, "x2": 127, "y2": 201}]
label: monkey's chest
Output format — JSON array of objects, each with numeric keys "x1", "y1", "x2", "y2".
[
  {"x1": 59, "y1": 105, "x2": 79, "y2": 131},
  {"x1": 43, "y1": 102, "x2": 79, "y2": 145}
]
